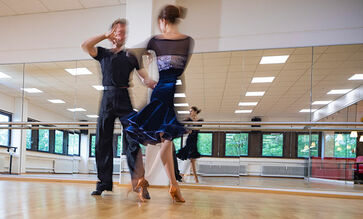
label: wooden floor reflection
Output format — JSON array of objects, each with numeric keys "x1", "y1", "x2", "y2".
[{"x1": 1, "y1": 180, "x2": 363, "y2": 219}]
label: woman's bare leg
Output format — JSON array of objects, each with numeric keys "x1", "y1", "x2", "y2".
[
  {"x1": 160, "y1": 139, "x2": 177, "y2": 185},
  {"x1": 190, "y1": 159, "x2": 199, "y2": 183}
]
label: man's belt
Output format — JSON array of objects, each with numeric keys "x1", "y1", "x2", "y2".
[{"x1": 103, "y1": 86, "x2": 129, "y2": 90}]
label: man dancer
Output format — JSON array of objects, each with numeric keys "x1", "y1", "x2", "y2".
[{"x1": 81, "y1": 19, "x2": 156, "y2": 196}]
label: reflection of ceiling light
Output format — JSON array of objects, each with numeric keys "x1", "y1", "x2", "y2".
[
  {"x1": 87, "y1": 115, "x2": 98, "y2": 118},
  {"x1": 348, "y1": 74, "x2": 363, "y2": 80},
  {"x1": 176, "y1": 80, "x2": 182, "y2": 85},
  {"x1": 238, "y1": 102, "x2": 258, "y2": 106},
  {"x1": 133, "y1": 109, "x2": 138, "y2": 112},
  {"x1": 48, "y1": 99, "x2": 65, "y2": 104},
  {"x1": 246, "y1": 91, "x2": 265, "y2": 96},
  {"x1": 350, "y1": 131, "x2": 358, "y2": 138},
  {"x1": 235, "y1": 110, "x2": 253, "y2": 113},
  {"x1": 92, "y1": 85, "x2": 104, "y2": 90},
  {"x1": 260, "y1": 55, "x2": 289, "y2": 64},
  {"x1": 65, "y1": 68, "x2": 92, "y2": 76},
  {"x1": 174, "y1": 103, "x2": 189, "y2": 107},
  {"x1": 299, "y1": 109, "x2": 317, "y2": 113},
  {"x1": 0, "y1": 72, "x2": 11, "y2": 79},
  {"x1": 336, "y1": 134, "x2": 344, "y2": 141},
  {"x1": 177, "y1": 111, "x2": 189, "y2": 114},
  {"x1": 312, "y1": 101, "x2": 332, "y2": 105},
  {"x1": 251, "y1": 77, "x2": 275, "y2": 83},
  {"x1": 67, "y1": 108, "x2": 86, "y2": 112},
  {"x1": 327, "y1": 89, "x2": 351, "y2": 94},
  {"x1": 174, "y1": 93, "x2": 186, "y2": 97},
  {"x1": 21, "y1": 88, "x2": 43, "y2": 93},
  {"x1": 337, "y1": 147, "x2": 342, "y2": 151}
]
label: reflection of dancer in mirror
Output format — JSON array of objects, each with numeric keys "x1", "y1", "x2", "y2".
[
  {"x1": 176, "y1": 106, "x2": 203, "y2": 183},
  {"x1": 81, "y1": 19, "x2": 156, "y2": 198},
  {"x1": 126, "y1": 5, "x2": 194, "y2": 203}
]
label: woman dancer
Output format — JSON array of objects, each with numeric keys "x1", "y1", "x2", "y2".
[
  {"x1": 126, "y1": 5, "x2": 194, "y2": 202},
  {"x1": 177, "y1": 106, "x2": 203, "y2": 183}
]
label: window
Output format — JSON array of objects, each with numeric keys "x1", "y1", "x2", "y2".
[
  {"x1": 334, "y1": 133, "x2": 356, "y2": 158},
  {"x1": 90, "y1": 134, "x2": 96, "y2": 157},
  {"x1": 197, "y1": 133, "x2": 212, "y2": 156},
  {"x1": 225, "y1": 133, "x2": 248, "y2": 156},
  {"x1": 26, "y1": 129, "x2": 32, "y2": 149},
  {"x1": 262, "y1": 133, "x2": 283, "y2": 157},
  {"x1": 297, "y1": 134, "x2": 319, "y2": 158},
  {"x1": 38, "y1": 129, "x2": 49, "y2": 152},
  {"x1": 0, "y1": 111, "x2": 11, "y2": 147},
  {"x1": 117, "y1": 135, "x2": 122, "y2": 157},
  {"x1": 173, "y1": 137, "x2": 182, "y2": 151},
  {"x1": 68, "y1": 133, "x2": 80, "y2": 156},
  {"x1": 54, "y1": 130, "x2": 63, "y2": 154}
]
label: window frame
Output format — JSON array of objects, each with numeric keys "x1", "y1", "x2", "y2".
[
  {"x1": 197, "y1": 131, "x2": 214, "y2": 157},
  {"x1": 296, "y1": 132, "x2": 321, "y2": 158},
  {"x1": 224, "y1": 132, "x2": 249, "y2": 157}
]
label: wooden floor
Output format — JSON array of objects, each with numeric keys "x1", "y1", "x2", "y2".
[{"x1": 1, "y1": 181, "x2": 363, "y2": 219}]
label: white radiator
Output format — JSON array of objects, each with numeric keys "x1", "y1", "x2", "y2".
[
  {"x1": 54, "y1": 160, "x2": 73, "y2": 174},
  {"x1": 261, "y1": 165, "x2": 306, "y2": 178}
]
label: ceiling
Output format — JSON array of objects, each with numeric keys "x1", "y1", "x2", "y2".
[
  {"x1": 0, "y1": 44, "x2": 362, "y2": 122},
  {"x1": 0, "y1": 0, "x2": 125, "y2": 17}
]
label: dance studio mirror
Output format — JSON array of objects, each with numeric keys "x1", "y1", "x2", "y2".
[{"x1": 0, "y1": 43, "x2": 362, "y2": 189}]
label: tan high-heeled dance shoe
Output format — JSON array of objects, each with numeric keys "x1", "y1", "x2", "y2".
[
  {"x1": 134, "y1": 178, "x2": 150, "y2": 202},
  {"x1": 169, "y1": 184, "x2": 185, "y2": 203}
]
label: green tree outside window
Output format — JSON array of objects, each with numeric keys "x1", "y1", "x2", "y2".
[
  {"x1": 262, "y1": 133, "x2": 283, "y2": 157},
  {"x1": 225, "y1": 133, "x2": 248, "y2": 156}
]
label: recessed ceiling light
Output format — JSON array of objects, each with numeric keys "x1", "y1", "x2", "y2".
[
  {"x1": 235, "y1": 110, "x2": 253, "y2": 114},
  {"x1": 300, "y1": 109, "x2": 317, "y2": 113},
  {"x1": 348, "y1": 74, "x2": 363, "y2": 80},
  {"x1": 92, "y1": 85, "x2": 104, "y2": 90},
  {"x1": 48, "y1": 99, "x2": 65, "y2": 104},
  {"x1": 65, "y1": 68, "x2": 92, "y2": 76},
  {"x1": 67, "y1": 108, "x2": 86, "y2": 112},
  {"x1": 251, "y1": 77, "x2": 275, "y2": 83},
  {"x1": 327, "y1": 89, "x2": 351, "y2": 95},
  {"x1": 174, "y1": 93, "x2": 186, "y2": 98},
  {"x1": 246, "y1": 91, "x2": 265, "y2": 96},
  {"x1": 21, "y1": 88, "x2": 43, "y2": 93},
  {"x1": 86, "y1": 115, "x2": 99, "y2": 118},
  {"x1": 260, "y1": 55, "x2": 289, "y2": 64},
  {"x1": 312, "y1": 101, "x2": 332, "y2": 105},
  {"x1": 0, "y1": 72, "x2": 11, "y2": 79},
  {"x1": 177, "y1": 111, "x2": 189, "y2": 114},
  {"x1": 174, "y1": 103, "x2": 189, "y2": 107},
  {"x1": 238, "y1": 102, "x2": 258, "y2": 106},
  {"x1": 176, "y1": 80, "x2": 182, "y2": 85}
]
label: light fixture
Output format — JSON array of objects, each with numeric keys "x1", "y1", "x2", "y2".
[
  {"x1": 48, "y1": 99, "x2": 65, "y2": 104},
  {"x1": 310, "y1": 142, "x2": 316, "y2": 148},
  {"x1": 177, "y1": 111, "x2": 189, "y2": 114},
  {"x1": 299, "y1": 109, "x2": 317, "y2": 113},
  {"x1": 359, "y1": 136, "x2": 363, "y2": 142},
  {"x1": 327, "y1": 89, "x2": 351, "y2": 95},
  {"x1": 174, "y1": 103, "x2": 189, "y2": 107},
  {"x1": 133, "y1": 108, "x2": 139, "y2": 112},
  {"x1": 246, "y1": 91, "x2": 265, "y2": 96},
  {"x1": 67, "y1": 108, "x2": 86, "y2": 112},
  {"x1": 87, "y1": 115, "x2": 99, "y2": 118},
  {"x1": 350, "y1": 131, "x2": 358, "y2": 138},
  {"x1": 92, "y1": 85, "x2": 104, "y2": 91},
  {"x1": 312, "y1": 101, "x2": 332, "y2": 105},
  {"x1": 260, "y1": 55, "x2": 289, "y2": 64},
  {"x1": 336, "y1": 134, "x2": 344, "y2": 141},
  {"x1": 174, "y1": 93, "x2": 186, "y2": 98},
  {"x1": 176, "y1": 80, "x2": 182, "y2": 85},
  {"x1": 21, "y1": 88, "x2": 43, "y2": 93},
  {"x1": 348, "y1": 74, "x2": 363, "y2": 80},
  {"x1": 251, "y1": 77, "x2": 275, "y2": 83},
  {"x1": 235, "y1": 110, "x2": 253, "y2": 114},
  {"x1": 238, "y1": 102, "x2": 258, "y2": 106},
  {"x1": 0, "y1": 72, "x2": 11, "y2": 79},
  {"x1": 65, "y1": 68, "x2": 92, "y2": 76}
]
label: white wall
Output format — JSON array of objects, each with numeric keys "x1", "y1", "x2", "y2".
[
  {"x1": 0, "y1": 5, "x2": 125, "y2": 64},
  {"x1": 0, "y1": 91, "x2": 15, "y2": 113},
  {"x1": 179, "y1": 0, "x2": 363, "y2": 53}
]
